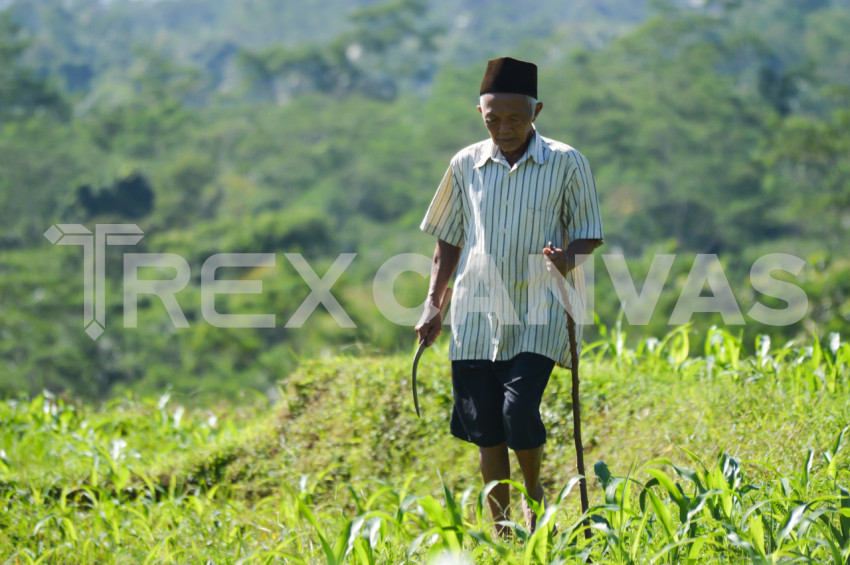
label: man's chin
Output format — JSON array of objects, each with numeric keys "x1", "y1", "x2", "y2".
[{"x1": 495, "y1": 141, "x2": 520, "y2": 153}]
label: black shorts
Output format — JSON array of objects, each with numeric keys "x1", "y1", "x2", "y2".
[{"x1": 450, "y1": 352, "x2": 555, "y2": 451}]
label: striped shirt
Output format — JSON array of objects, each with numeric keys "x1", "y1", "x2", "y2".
[{"x1": 420, "y1": 128, "x2": 603, "y2": 367}]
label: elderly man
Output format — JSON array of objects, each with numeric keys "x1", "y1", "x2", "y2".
[{"x1": 415, "y1": 57, "x2": 603, "y2": 535}]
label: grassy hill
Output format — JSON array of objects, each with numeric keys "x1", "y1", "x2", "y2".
[{"x1": 2, "y1": 328, "x2": 848, "y2": 562}]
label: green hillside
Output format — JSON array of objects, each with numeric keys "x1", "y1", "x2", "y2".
[
  {"x1": 2, "y1": 0, "x2": 849, "y2": 400},
  {"x1": 1, "y1": 331, "x2": 848, "y2": 562}
]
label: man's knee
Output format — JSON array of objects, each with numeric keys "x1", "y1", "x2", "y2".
[
  {"x1": 503, "y1": 400, "x2": 546, "y2": 450},
  {"x1": 502, "y1": 395, "x2": 537, "y2": 424}
]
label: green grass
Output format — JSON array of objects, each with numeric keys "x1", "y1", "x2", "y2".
[{"x1": 1, "y1": 326, "x2": 849, "y2": 563}]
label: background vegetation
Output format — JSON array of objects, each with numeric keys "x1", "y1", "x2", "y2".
[{"x1": 2, "y1": 0, "x2": 849, "y2": 401}]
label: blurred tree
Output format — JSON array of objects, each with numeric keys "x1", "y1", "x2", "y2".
[
  {"x1": 84, "y1": 48, "x2": 202, "y2": 157},
  {"x1": 760, "y1": 108, "x2": 850, "y2": 251},
  {"x1": 0, "y1": 11, "x2": 67, "y2": 121},
  {"x1": 803, "y1": 8, "x2": 850, "y2": 88},
  {"x1": 236, "y1": 0, "x2": 441, "y2": 102},
  {"x1": 76, "y1": 173, "x2": 155, "y2": 220}
]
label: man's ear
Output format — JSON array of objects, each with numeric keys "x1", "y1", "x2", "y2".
[
  {"x1": 477, "y1": 105, "x2": 483, "y2": 115},
  {"x1": 533, "y1": 102, "x2": 543, "y2": 121}
]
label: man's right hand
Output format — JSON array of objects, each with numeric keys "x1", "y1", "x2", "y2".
[
  {"x1": 415, "y1": 239, "x2": 460, "y2": 347},
  {"x1": 415, "y1": 304, "x2": 442, "y2": 347}
]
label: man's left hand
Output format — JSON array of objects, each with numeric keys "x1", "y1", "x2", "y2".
[{"x1": 543, "y1": 242, "x2": 569, "y2": 277}]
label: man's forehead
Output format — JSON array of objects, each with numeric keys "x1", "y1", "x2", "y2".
[{"x1": 480, "y1": 93, "x2": 533, "y2": 112}]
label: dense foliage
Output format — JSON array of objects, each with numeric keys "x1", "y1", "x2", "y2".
[{"x1": 1, "y1": 0, "x2": 849, "y2": 400}]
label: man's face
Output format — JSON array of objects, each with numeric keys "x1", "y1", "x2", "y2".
[{"x1": 478, "y1": 93, "x2": 542, "y2": 155}]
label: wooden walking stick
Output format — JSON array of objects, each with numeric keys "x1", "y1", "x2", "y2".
[
  {"x1": 549, "y1": 240, "x2": 591, "y2": 540},
  {"x1": 567, "y1": 309, "x2": 591, "y2": 539}
]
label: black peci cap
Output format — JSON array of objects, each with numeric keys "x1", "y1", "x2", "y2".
[{"x1": 479, "y1": 57, "x2": 538, "y2": 98}]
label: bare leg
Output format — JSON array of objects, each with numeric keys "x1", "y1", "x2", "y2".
[
  {"x1": 479, "y1": 442, "x2": 511, "y2": 537},
  {"x1": 515, "y1": 446, "x2": 545, "y2": 532}
]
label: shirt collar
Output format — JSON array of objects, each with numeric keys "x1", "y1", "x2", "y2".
[{"x1": 475, "y1": 127, "x2": 548, "y2": 169}]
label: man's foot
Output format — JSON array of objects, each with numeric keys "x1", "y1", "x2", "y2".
[
  {"x1": 494, "y1": 520, "x2": 513, "y2": 540},
  {"x1": 522, "y1": 484, "x2": 546, "y2": 533}
]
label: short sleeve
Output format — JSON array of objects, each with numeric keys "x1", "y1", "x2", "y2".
[
  {"x1": 561, "y1": 151, "x2": 603, "y2": 243},
  {"x1": 420, "y1": 163, "x2": 465, "y2": 247}
]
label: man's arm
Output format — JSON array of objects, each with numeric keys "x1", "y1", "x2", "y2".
[
  {"x1": 415, "y1": 239, "x2": 461, "y2": 346},
  {"x1": 543, "y1": 238, "x2": 603, "y2": 276}
]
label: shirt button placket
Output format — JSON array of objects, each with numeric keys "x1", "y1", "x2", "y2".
[{"x1": 500, "y1": 201, "x2": 509, "y2": 252}]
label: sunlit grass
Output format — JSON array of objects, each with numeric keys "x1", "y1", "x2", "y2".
[{"x1": 1, "y1": 326, "x2": 848, "y2": 563}]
